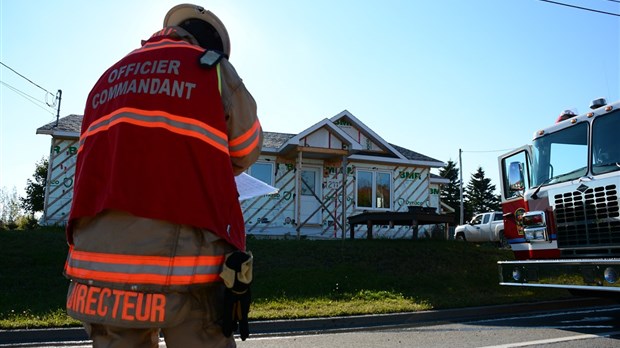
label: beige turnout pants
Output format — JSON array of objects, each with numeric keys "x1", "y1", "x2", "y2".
[
  {"x1": 70, "y1": 211, "x2": 237, "y2": 348},
  {"x1": 84, "y1": 285, "x2": 236, "y2": 348}
]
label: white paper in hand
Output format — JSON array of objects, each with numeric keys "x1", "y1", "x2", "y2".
[{"x1": 235, "y1": 173, "x2": 279, "y2": 201}]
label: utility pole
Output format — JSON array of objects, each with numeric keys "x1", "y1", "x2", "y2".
[
  {"x1": 459, "y1": 148, "x2": 464, "y2": 225},
  {"x1": 54, "y1": 89, "x2": 62, "y2": 127},
  {"x1": 341, "y1": 154, "x2": 347, "y2": 241}
]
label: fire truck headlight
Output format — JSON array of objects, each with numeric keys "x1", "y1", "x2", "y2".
[
  {"x1": 604, "y1": 267, "x2": 618, "y2": 284},
  {"x1": 522, "y1": 211, "x2": 546, "y2": 228},
  {"x1": 512, "y1": 268, "x2": 523, "y2": 281},
  {"x1": 522, "y1": 211, "x2": 548, "y2": 242},
  {"x1": 524, "y1": 227, "x2": 547, "y2": 242}
]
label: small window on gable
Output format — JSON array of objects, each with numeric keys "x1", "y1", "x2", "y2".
[{"x1": 248, "y1": 162, "x2": 274, "y2": 186}]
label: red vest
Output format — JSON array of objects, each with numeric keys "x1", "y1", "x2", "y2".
[{"x1": 68, "y1": 33, "x2": 246, "y2": 251}]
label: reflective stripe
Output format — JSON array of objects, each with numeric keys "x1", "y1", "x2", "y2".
[
  {"x1": 70, "y1": 249, "x2": 224, "y2": 267},
  {"x1": 66, "y1": 248, "x2": 224, "y2": 286},
  {"x1": 216, "y1": 64, "x2": 222, "y2": 95},
  {"x1": 65, "y1": 265, "x2": 221, "y2": 285},
  {"x1": 150, "y1": 28, "x2": 173, "y2": 38},
  {"x1": 229, "y1": 119, "x2": 261, "y2": 157},
  {"x1": 78, "y1": 107, "x2": 229, "y2": 155},
  {"x1": 129, "y1": 39, "x2": 202, "y2": 56},
  {"x1": 133, "y1": 38, "x2": 221, "y2": 95}
]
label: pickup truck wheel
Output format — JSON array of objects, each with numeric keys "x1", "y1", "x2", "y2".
[
  {"x1": 455, "y1": 233, "x2": 466, "y2": 242},
  {"x1": 498, "y1": 231, "x2": 509, "y2": 248}
]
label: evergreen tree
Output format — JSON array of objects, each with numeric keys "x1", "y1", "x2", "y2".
[
  {"x1": 21, "y1": 158, "x2": 48, "y2": 217},
  {"x1": 464, "y1": 166, "x2": 500, "y2": 221},
  {"x1": 439, "y1": 160, "x2": 461, "y2": 225}
]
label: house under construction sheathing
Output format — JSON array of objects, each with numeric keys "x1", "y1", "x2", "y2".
[{"x1": 36, "y1": 110, "x2": 452, "y2": 239}]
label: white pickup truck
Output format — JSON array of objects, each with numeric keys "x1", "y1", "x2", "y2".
[{"x1": 454, "y1": 212, "x2": 507, "y2": 247}]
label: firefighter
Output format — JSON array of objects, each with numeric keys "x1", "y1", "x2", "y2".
[{"x1": 64, "y1": 4, "x2": 262, "y2": 347}]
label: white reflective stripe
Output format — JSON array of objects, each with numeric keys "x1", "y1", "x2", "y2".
[
  {"x1": 68, "y1": 258, "x2": 222, "y2": 277},
  {"x1": 510, "y1": 240, "x2": 558, "y2": 251}
]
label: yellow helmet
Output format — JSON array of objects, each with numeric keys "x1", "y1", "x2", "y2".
[{"x1": 164, "y1": 4, "x2": 231, "y2": 57}]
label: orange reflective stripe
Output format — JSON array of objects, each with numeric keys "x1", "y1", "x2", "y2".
[
  {"x1": 229, "y1": 119, "x2": 261, "y2": 157},
  {"x1": 229, "y1": 119, "x2": 260, "y2": 147},
  {"x1": 78, "y1": 107, "x2": 229, "y2": 155},
  {"x1": 81, "y1": 117, "x2": 228, "y2": 155},
  {"x1": 129, "y1": 39, "x2": 202, "y2": 56},
  {"x1": 66, "y1": 248, "x2": 225, "y2": 286},
  {"x1": 151, "y1": 28, "x2": 173, "y2": 37},
  {"x1": 230, "y1": 134, "x2": 260, "y2": 157},
  {"x1": 65, "y1": 264, "x2": 221, "y2": 285},
  {"x1": 88, "y1": 107, "x2": 227, "y2": 139},
  {"x1": 70, "y1": 249, "x2": 224, "y2": 268}
]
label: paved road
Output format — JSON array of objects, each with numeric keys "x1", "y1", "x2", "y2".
[
  {"x1": 236, "y1": 305, "x2": 620, "y2": 348},
  {"x1": 1, "y1": 298, "x2": 618, "y2": 347}
]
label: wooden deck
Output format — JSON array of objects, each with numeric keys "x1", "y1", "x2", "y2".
[{"x1": 347, "y1": 207, "x2": 455, "y2": 239}]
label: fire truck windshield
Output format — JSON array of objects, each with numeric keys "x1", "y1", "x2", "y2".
[
  {"x1": 592, "y1": 109, "x2": 620, "y2": 175},
  {"x1": 531, "y1": 122, "x2": 588, "y2": 187}
]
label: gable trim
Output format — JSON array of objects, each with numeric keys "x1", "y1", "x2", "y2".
[
  {"x1": 280, "y1": 118, "x2": 362, "y2": 152},
  {"x1": 349, "y1": 154, "x2": 445, "y2": 168},
  {"x1": 329, "y1": 110, "x2": 407, "y2": 160}
]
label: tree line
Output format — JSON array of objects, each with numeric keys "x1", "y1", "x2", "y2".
[
  {"x1": 0, "y1": 158, "x2": 47, "y2": 230},
  {"x1": 439, "y1": 160, "x2": 501, "y2": 225}
]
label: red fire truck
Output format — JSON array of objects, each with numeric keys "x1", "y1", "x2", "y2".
[{"x1": 497, "y1": 98, "x2": 620, "y2": 296}]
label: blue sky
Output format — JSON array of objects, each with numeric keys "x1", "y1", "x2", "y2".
[{"x1": 1, "y1": 0, "x2": 619, "y2": 197}]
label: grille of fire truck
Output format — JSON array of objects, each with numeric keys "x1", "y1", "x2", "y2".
[{"x1": 554, "y1": 184, "x2": 620, "y2": 257}]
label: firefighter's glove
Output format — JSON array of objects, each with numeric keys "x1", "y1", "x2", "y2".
[{"x1": 220, "y1": 251, "x2": 253, "y2": 341}]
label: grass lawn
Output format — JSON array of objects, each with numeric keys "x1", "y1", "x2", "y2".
[{"x1": 0, "y1": 227, "x2": 572, "y2": 329}]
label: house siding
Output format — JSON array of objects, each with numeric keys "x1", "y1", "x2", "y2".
[
  {"x1": 241, "y1": 157, "x2": 442, "y2": 239},
  {"x1": 42, "y1": 137, "x2": 78, "y2": 225}
]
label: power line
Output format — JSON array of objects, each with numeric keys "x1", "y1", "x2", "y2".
[
  {"x1": 1, "y1": 61, "x2": 63, "y2": 124},
  {"x1": 0, "y1": 61, "x2": 56, "y2": 99},
  {"x1": 0, "y1": 80, "x2": 55, "y2": 115},
  {"x1": 461, "y1": 148, "x2": 516, "y2": 154},
  {"x1": 539, "y1": 0, "x2": 620, "y2": 17}
]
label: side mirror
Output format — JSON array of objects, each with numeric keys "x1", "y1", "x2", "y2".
[{"x1": 508, "y1": 161, "x2": 525, "y2": 193}]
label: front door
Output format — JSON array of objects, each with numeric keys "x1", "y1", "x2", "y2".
[{"x1": 300, "y1": 167, "x2": 322, "y2": 225}]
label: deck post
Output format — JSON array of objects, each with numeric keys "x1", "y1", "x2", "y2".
[{"x1": 366, "y1": 220, "x2": 373, "y2": 240}]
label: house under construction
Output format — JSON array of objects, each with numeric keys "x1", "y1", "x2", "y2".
[{"x1": 36, "y1": 110, "x2": 454, "y2": 239}]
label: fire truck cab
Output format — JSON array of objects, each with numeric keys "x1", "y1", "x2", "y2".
[{"x1": 497, "y1": 98, "x2": 620, "y2": 295}]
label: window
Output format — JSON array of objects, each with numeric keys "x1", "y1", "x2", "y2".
[
  {"x1": 592, "y1": 110, "x2": 620, "y2": 175},
  {"x1": 500, "y1": 150, "x2": 530, "y2": 200},
  {"x1": 471, "y1": 214, "x2": 482, "y2": 225},
  {"x1": 248, "y1": 162, "x2": 274, "y2": 185},
  {"x1": 482, "y1": 214, "x2": 490, "y2": 224},
  {"x1": 356, "y1": 169, "x2": 391, "y2": 209},
  {"x1": 532, "y1": 122, "x2": 588, "y2": 186},
  {"x1": 300, "y1": 170, "x2": 316, "y2": 196}
]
